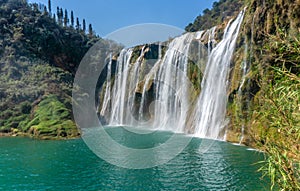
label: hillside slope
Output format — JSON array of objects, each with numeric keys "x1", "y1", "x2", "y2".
[{"x1": 0, "y1": 0, "x2": 99, "y2": 138}]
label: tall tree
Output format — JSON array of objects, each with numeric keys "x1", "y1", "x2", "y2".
[
  {"x1": 57, "y1": 6, "x2": 59, "y2": 17},
  {"x1": 82, "y1": 19, "x2": 86, "y2": 32},
  {"x1": 70, "y1": 11, "x2": 74, "y2": 27},
  {"x1": 32, "y1": 3, "x2": 39, "y2": 12},
  {"x1": 60, "y1": 8, "x2": 63, "y2": 23},
  {"x1": 76, "y1": 17, "x2": 80, "y2": 30},
  {"x1": 57, "y1": 6, "x2": 62, "y2": 25},
  {"x1": 48, "y1": 0, "x2": 51, "y2": 15},
  {"x1": 88, "y1": 24, "x2": 93, "y2": 36},
  {"x1": 64, "y1": 9, "x2": 69, "y2": 27},
  {"x1": 43, "y1": 6, "x2": 47, "y2": 14}
]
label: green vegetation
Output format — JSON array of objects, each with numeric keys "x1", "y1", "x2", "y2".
[
  {"x1": 185, "y1": 0, "x2": 243, "y2": 32},
  {"x1": 0, "y1": 0, "x2": 100, "y2": 138},
  {"x1": 0, "y1": 58, "x2": 73, "y2": 133},
  {"x1": 25, "y1": 95, "x2": 78, "y2": 139},
  {"x1": 190, "y1": 0, "x2": 300, "y2": 189},
  {"x1": 187, "y1": 59, "x2": 202, "y2": 101},
  {"x1": 255, "y1": 67, "x2": 300, "y2": 190},
  {"x1": 242, "y1": 0, "x2": 300, "y2": 189},
  {"x1": 251, "y1": 33, "x2": 300, "y2": 190},
  {"x1": 0, "y1": 0, "x2": 299, "y2": 188}
]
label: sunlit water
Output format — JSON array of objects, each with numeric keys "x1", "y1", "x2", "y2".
[{"x1": 0, "y1": 127, "x2": 269, "y2": 190}]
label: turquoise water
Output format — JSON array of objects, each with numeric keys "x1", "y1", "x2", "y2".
[{"x1": 0, "y1": 127, "x2": 268, "y2": 190}]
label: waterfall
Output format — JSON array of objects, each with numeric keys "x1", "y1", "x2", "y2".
[
  {"x1": 237, "y1": 12, "x2": 254, "y2": 144},
  {"x1": 192, "y1": 9, "x2": 245, "y2": 139},
  {"x1": 100, "y1": 54, "x2": 112, "y2": 117},
  {"x1": 237, "y1": 39, "x2": 249, "y2": 144},
  {"x1": 109, "y1": 49, "x2": 133, "y2": 125},
  {"x1": 106, "y1": 33, "x2": 203, "y2": 130},
  {"x1": 152, "y1": 32, "x2": 201, "y2": 132},
  {"x1": 99, "y1": 9, "x2": 245, "y2": 140},
  {"x1": 138, "y1": 43, "x2": 162, "y2": 123}
]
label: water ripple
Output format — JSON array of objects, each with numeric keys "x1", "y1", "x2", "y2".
[{"x1": 0, "y1": 129, "x2": 268, "y2": 191}]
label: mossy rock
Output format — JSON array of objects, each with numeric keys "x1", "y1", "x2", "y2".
[{"x1": 25, "y1": 95, "x2": 79, "y2": 139}]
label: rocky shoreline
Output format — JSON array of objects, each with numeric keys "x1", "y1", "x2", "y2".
[{"x1": 0, "y1": 131, "x2": 80, "y2": 140}]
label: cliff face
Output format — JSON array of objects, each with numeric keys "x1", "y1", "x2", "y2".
[
  {"x1": 224, "y1": 1, "x2": 299, "y2": 189},
  {"x1": 184, "y1": 1, "x2": 299, "y2": 189},
  {"x1": 186, "y1": 0, "x2": 299, "y2": 145},
  {"x1": 96, "y1": 0, "x2": 299, "y2": 145},
  {"x1": 0, "y1": 0, "x2": 99, "y2": 139},
  {"x1": 226, "y1": 0, "x2": 299, "y2": 143}
]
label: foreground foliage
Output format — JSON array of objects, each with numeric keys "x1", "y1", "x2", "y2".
[{"x1": 251, "y1": 34, "x2": 300, "y2": 190}]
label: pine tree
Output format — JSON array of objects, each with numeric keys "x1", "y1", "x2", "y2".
[
  {"x1": 82, "y1": 19, "x2": 86, "y2": 32},
  {"x1": 48, "y1": 0, "x2": 51, "y2": 15},
  {"x1": 57, "y1": 7, "x2": 62, "y2": 25},
  {"x1": 88, "y1": 24, "x2": 93, "y2": 36},
  {"x1": 76, "y1": 17, "x2": 80, "y2": 30},
  {"x1": 43, "y1": 6, "x2": 47, "y2": 14},
  {"x1": 33, "y1": 3, "x2": 39, "y2": 12},
  {"x1": 57, "y1": 6, "x2": 59, "y2": 17},
  {"x1": 53, "y1": 14, "x2": 56, "y2": 22},
  {"x1": 71, "y1": 11, "x2": 74, "y2": 27},
  {"x1": 60, "y1": 8, "x2": 63, "y2": 23},
  {"x1": 64, "y1": 9, "x2": 69, "y2": 27}
]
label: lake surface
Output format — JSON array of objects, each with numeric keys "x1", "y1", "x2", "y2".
[{"x1": 0, "y1": 127, "x2": 268, "y2": 190}]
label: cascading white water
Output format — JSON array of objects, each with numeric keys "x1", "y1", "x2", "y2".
[
  {"x1": 192, "y1": 9, "x2": 245, "y2": 139},
  {"x1": 108, "y1": 46, "x2": 149, "y2": 125},
  {"x1": 106, "y1": 33, "x2": 203, "y2": 129},
  {"x1": 237, "y1": 40, "x2": 249, "y2": 144},
  {"x1": 109, "y1": 49, "x2": 133, "y2": 125},
  {"x1": 125, "y1": 46, "x2": 147, "y2": 125},
  {"x1": 152, "y1": 32, "x2": 201, "y2": 132},
  {"x1": 100, "y1": 9, "x2": 245, "y2": 140},
  {"x1": 100, "y1": 54, "x2": 112, "y2": 117},
  {"x1": 138, "y1": 43, "x2": 162, "y2": 123},
  {"x1": 237, "y1": 13, "x2": 254, "y2": 144},
  {"x1": 238, "y1": 40, "x2": 250, "y2": 96}
]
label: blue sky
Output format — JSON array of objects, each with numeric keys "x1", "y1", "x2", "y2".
[{"x1": 28, "y1": 0, "x2": 216, "y2": 37}]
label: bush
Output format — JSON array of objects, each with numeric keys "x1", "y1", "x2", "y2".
[{"x1": 252, "y1": 33, "x2": 300, "y2": 190}]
